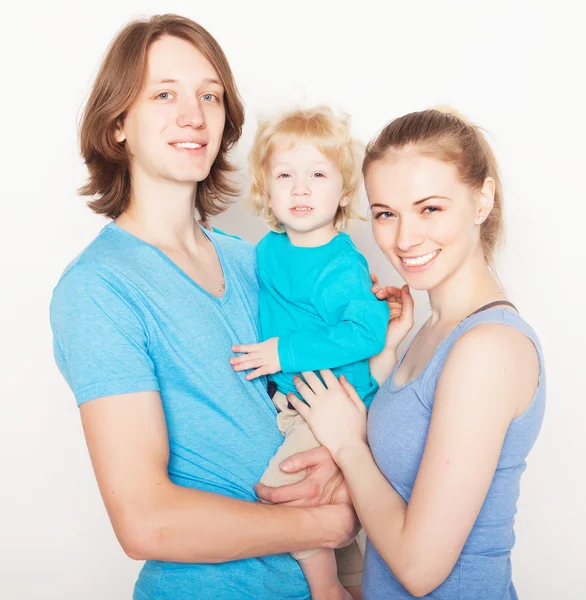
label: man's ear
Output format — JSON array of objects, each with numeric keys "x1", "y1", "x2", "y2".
[{"x1": 114, "y1": 119, "x2": 126, "y2": 143}]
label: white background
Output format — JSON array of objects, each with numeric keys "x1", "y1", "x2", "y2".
[{"x1": 1, "y1": 1, "x2": 585, "y2": 598}]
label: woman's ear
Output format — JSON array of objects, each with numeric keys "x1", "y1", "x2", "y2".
[{"x1": 476, "y1": 177, "x2": 495, "y2": 222}]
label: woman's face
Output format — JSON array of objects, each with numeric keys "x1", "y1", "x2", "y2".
[{"x1": 366, "y1": 151, "x2": 492, "y2": 291}]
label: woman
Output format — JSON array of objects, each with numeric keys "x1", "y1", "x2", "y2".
[{"x1": 287, "y1": 108, "x2": 545, "y2": 599}]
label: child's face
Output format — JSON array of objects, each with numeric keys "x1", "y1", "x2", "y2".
[{"x1": 266, "y1": 141, "x2": 348, "y2": 245}]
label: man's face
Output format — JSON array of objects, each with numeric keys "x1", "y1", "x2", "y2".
[{"x1": 115, "y1": 35, "x2": 226, "y2": 187}]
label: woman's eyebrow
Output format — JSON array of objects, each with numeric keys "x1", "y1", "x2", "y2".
[{"x1": 414, "y1": 195, "x2": 451, "y2": 205}]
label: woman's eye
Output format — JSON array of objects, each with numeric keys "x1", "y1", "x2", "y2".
[
  {"x1": 156, "y1": 92, "x2": 172, "y2": 100},
  {"x1": 375, "y1": 211, "x2": 396, "y2": 220},
  {"x1": 202, "y1": 93, "x2": 218, "y2": 102},
  {"x1": 423, "y1": 206, "x2": 440, "y2": 214}
]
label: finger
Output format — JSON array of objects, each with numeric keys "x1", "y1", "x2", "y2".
[
  {"x1": 384, "y1": 286, "x2": 403, "y2": 297},
  {"x1": 232, "y1": 344, "x2": 258, "y2": 353},
  {"x1": 293, "y1": 375, "x2": 316, "y2": 404},
  {"x1": 254, "y1": 482, "x2": 305, "y2": 505},
  {"x1": 301, "y1": 371, "x2": 325, "y2": 393},
  {"x1": 245, "y1": 367, "x2": 268, "y2": 381},
  {"x1": 232, "y1": 359, "x2": 265, "y2": 372},
  {"x1": 370, "y1": 272, "x2": 379, "y2": 287},
  {"x1": 287, "y1": 392, "x2": 311, "y2": 417},
  {"x1": 319, "y1": 369, "x2": 339, "y2": 388},
  {"x1": 375, "y1": 288, "x2": 390, "y2": 299},
  {"x1": 230, "y1": 352, "x2": 259, "y2": 365},
  {"x1": 339, "y1": 375, "x2": 366, "y2": 412},
  {"x1": 279, "y1": 446, "x2": 331, "y2": 473},
  {"x1": 230, "y1": 356, "x2": 265, "y2": 371},
  {"x1": 400, "y1": 285, "x2": 415, "y2": 323},
  {"x1": 254, "y1": 478, "x2": 318, "y2": 505}
]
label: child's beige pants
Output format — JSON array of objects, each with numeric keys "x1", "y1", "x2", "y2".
[{"x1": 259, "y1": 391, "x2": 364, "y2": 587}]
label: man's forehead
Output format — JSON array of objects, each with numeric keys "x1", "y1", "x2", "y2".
[{"x1": 145, "y1": 37, "x2": 221, "y2": 85}]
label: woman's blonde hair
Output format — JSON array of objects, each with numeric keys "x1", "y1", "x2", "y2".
[
  {"x1": 363, "y1": 107, "x2": 503, "y2": 262},
  {"x1": 248, "y1": 105, "x2": 364, "y2": 231}
]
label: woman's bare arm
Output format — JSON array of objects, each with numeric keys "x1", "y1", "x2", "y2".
[{"x1": 336, "y1": 324, "x2": 539, "y2": 596}]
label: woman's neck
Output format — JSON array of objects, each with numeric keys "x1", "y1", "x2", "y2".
[{"x1": 427, "y1": 249, "x2": 505, "y2": 326}]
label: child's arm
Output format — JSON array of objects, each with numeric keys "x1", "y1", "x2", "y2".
[{"x1": 231, "y1": 255, "x2": 389, "y2": 379}]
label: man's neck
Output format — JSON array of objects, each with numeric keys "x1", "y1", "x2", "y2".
[{"x1": 116, "y1": 172, "x2": 205, "y2": 253}]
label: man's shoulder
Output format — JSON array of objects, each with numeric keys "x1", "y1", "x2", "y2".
[
  {"x1": 53, "y1": 222, "x2": 141, "y2": 292},
  {"x1": 209, "y1": 227, "x2": 255, "y2": 260}
]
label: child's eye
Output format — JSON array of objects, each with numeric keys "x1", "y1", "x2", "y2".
[
  {"x1": 277, "y1": 173, "x2": 291, "y2": 179},
  {"x1": 313, "y1": 172, "x2": 325, "y2": 178},
  {"x1": 156, "y1": 92, "x2": 173, "y2": 100}
]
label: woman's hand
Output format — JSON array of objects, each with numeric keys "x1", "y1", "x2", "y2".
[
  {"x1": 371, "y1": 274, "x2": 414, "y2": 351},
  {"x1": 230, "y1": 338, "x2": 281, "y2": 380},
  {"x1": 287, "y1": 370, "x2": 367, "y2": 460}
]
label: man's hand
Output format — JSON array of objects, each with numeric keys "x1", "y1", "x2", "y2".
[
  {"x1": 256, "y1": 446, "x2": 359, "y2": 549},
  {"x1": 255, "y1": 446, "x2": 349, "y2": 507},
  {"x1": 230, "y1": 338, "x2": 281, "y2": 380}
]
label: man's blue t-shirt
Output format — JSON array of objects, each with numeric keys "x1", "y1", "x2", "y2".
[{"x1": 50, "y1": 222, "x2": 310, "y2": 600}]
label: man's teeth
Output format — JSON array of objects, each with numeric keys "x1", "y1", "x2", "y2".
[
  {"x1": 402, "y1": 250, "x2": 440, "y2": 266},
  {"x1": 173, "y1": 142, "x2": 202, "y2": 149}
]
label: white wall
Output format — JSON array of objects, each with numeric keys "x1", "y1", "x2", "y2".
[{"x1": 1, "y1": 0, "x2": 584, "y2": 598}]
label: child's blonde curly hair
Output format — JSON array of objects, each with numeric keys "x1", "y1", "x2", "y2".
[{"x1": 248, "y1": 105, "x2": 365, "y2": 231}]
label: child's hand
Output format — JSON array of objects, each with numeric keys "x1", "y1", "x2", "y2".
[
  {"x1": 287, "y1": 371, "x2": 367, "y2": 460},
  {"x1": 370, "y1": 273, "x2": 414, "y2": 351},
  {"x1": 230, "y1": 338, "x2": 281, "y2": 380}
]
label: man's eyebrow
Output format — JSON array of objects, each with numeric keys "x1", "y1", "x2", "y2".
[{"x1": 148, "y1": 77, "x2": 224, "y2": 87}]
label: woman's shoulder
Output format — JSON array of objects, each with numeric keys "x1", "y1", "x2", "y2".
[{"x1": 436, "y1": 312, "x2": 542, "y2": 413}]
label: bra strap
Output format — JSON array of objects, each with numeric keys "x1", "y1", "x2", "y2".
[{"x1": 468, "y1": 300, "x2": 518, "y2": 317}]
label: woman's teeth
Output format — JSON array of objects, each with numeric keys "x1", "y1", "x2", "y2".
[{"x1": 401, "y1": 250, "x2": 440, "y2": 266}]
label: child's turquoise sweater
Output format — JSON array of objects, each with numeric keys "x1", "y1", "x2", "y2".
[{"x1": 257, "y1": 231, "x2": 389, "y2": 407}]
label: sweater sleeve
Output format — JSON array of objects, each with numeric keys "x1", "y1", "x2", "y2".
[{"x1": 277, "y1": 254, "x2": 389, "y2": 373}]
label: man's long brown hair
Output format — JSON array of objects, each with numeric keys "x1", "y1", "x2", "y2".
[{"x1": 78, "y1": 14, "x2": 245, "y2": 222}]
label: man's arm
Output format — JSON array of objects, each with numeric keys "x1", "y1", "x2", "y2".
[{"x1": 80, "y1": 390, "x2": 356, "y2": 563}]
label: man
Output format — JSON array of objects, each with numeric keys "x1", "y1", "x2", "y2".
[{"x1": 50, "y1": 14, "x2": 356, "y2": 600}]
